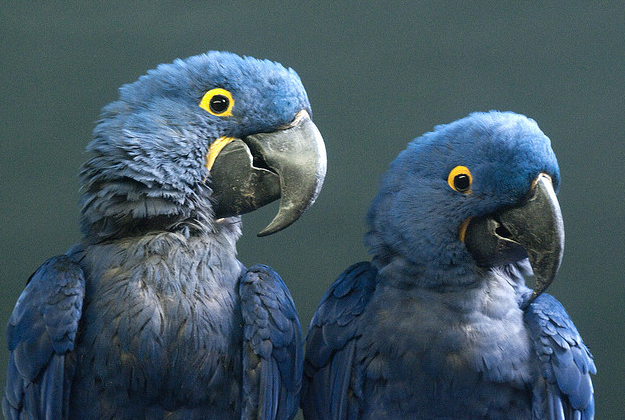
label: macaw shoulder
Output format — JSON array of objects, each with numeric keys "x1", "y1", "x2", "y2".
[
  {"x1": 4, "y1": 255, "x2": 85, "y2": 420},
  {"x1": 6, "y1": 255, "x2": 84, "y2": 376},
  {"x1": 301, "y1": 262, "x2": 378, "y2": 420},
  {"x1": 238, "y1": 264, "x2": 303, "y2": 420},
  {"x1": 306, "y1": 262, "x2": 378, "y2": 364},
  {"x1": 524, "y1": 293, "x2": 596, "y2": 418}
]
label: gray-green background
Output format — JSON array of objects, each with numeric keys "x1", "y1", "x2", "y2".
[{"x1": 1, "y1": 2, "x2": 623, "y2": 418}]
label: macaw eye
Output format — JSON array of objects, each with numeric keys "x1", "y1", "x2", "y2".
[
  {"x1": 447, "y1": 166, "x2": 472, "y2": 193},
  {"x1": 209, "y1": 95, "x2": 229, "y2": 113},
  {"x1": 199, "y1": 88, "x2": 234, "y2": 116}
]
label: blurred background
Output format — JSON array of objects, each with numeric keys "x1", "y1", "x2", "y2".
[{"x1": 1, "y1": 2, "x2": 623, "y2": 418}]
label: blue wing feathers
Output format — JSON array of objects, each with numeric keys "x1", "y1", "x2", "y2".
[
  {"x1": 302, "y1": 262, "x2": 377, "y2": 420},
  {"x1": 305, "y1": 262, "x2": 376, "y2": 367},
  {"x1": 525, "y1": 293, "x2": 595, "y2": 419},
  {"x1": 330, "y1": 340, "x2": 357, "y2": 420},
  {"x1": 3, "y1": 354, "x2": 21, "y2": 420},
  {"x1": 39, "y1": 354, "x2": 65, "y2": 419},
  {"x1": 261, "y1": 358, "x2": 279, "y2": 420},
  {"x1": 3, "y1": 255, "x2": 85, "y2": 420},
  {"x1": 240, "y1": 264, "x2": 303, "y2": 420}
]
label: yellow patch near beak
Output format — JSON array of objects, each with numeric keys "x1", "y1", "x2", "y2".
[
  {"x1": 205, "y1": 136, "x2": 236, "y2": 171},
  {"x1": 459, "y1": 216, "x2": 472, "y2": 242}
]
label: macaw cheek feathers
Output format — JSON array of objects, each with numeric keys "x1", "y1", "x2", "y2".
[
  {"x1": 209, "y1": 111, "x2": 327, "y2": 236},
  {"x1": 464, "y1": 174, "x2": 564, "y2": 302}
]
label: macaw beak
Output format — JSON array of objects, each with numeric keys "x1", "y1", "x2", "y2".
[
  {"x1": 463, "y1": 174, "x2": 564, "y2": 304},
  {"x1": 208, "y1": 110, "x2": 327, "y2": 236}
]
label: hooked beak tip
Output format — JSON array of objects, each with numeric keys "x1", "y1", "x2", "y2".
[{"x1": 208, "y1": 110, "x2": 326, "y2": 236}]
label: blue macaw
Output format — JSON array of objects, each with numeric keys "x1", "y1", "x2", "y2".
[
  {"x1": 3, "y1": 51, "x2": 327, "y2": 420},
  {"x1": 302, "y1": 111, "x2": 595, "y2": 419}
]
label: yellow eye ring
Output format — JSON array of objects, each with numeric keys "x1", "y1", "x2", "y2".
[
  {"x1": 447, "y1": 166, "x2": 472, "y2": 193},
  {"x1": 199, "y1": 88, "x2": 234, "y2": 117}
]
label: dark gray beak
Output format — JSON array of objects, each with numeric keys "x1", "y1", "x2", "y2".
[
  {"x1": 463, "y1": 174, "x2": 564, "y2": 304},
  {"x1": 209, "y1": 110, "x2": 326, "y2": 236}
]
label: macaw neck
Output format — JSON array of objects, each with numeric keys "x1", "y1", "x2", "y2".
[
  {"x1": 71, "y1": 218, "x2": 244, "y2": 295},
  {"x1": 371, "y1": 252, "x2": 532, "y2": 308},
  {"x1": 81, "y1": 208, "x2": 243, "y2": 244},
  {"x1": 371, "y1": 250, "x2": 480, "y2": 291},
  {"x1": 365, "y1": 221, "x2": 480, "y2": 284}
]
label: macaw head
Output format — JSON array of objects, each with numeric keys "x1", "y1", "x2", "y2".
[
  {"x1": 80, "y1": 51, "x2": 326, "y2": 239},
  {"x1": 366, "y1": 111, "x2": 562, "y2": 301}
]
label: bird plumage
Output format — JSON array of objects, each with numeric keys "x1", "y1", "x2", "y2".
[
  {"x1": 4, "y1": 51, "x2": 321, "y2": 420},
  {"x1": 79, "y1": 51, "x2": 311, "y2": 239},
  {"x1": 302, "y1": 111, "x2": 595, "y2": 420}
]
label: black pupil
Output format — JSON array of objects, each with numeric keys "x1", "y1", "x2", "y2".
[
  {"x1": 209, "y1": 95, "x2": 229, "y2": 113},
  {"x1": 454, "y1": 174, "x2": 471, "y2": 191}
]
